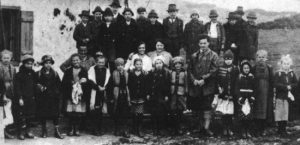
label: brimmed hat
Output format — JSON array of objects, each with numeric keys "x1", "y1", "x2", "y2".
[
  {"x1": 110, "y1": 0, "x2": 121, "y2": 8},
  {"x1": 115, "y1": 58, "x2": 125, "y2": 66},
  {"x1": 172, "y1": 56, "x2": 184, "y2": 65},
  {"x1": 93, "y1": 6, "x2": 103, "y2": 14},
  {"x1": 167, "y1": 4, "x2": 179, "y2": 12},
  {"x1": 137, "y1": 7, "x2": 146, "y2": 14},
  {"x1": 235, "y1": 6, "x2": 245, "y2": 15},
  {"x1": 22, "y1": 54, "x2": 34, "y2": 63},
  {"x1": 41, "y1": 55, "x2": 55, "y2": 65},
  {"x1": 227, "y1": 12, "x2": 239, "y2": 20},
  {"x1": 103, "y1": 8, "x2": 114, "y2": 17},
  {"x1": 153, "y1": 56, "x2": 165, "y2": 65},
  {"x1": 224, "y1": 50, "x2": 234, "y2": 59},
  {"x1": 209, "y1": 9, "x2": 218, "y2": 18},
  {"x1": 247, "y1": 12, "x2": 257, "y2": 19},
  {"x1": 122, "y1": 8, "x2": 134, "y2": 16},
  {"x1": 148, "y1": 10, "x2": 158, "y2": 18},
  {"x1": 79, "y1": 10, "x2": 90, "y2": 17}
]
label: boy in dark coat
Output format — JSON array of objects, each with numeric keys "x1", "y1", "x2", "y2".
[
  {"x1": 184, "y1": 11, "x2": 205, "y2": 63},
  {"x1": 14, "y1": 55, "x2": 37, "y2": 140},
  {"x1": 90, "y1": 6, "x2": 104, "y2": 56},
  {"x1": 163, "y1": 4, "x2": 184, "y2": 56},
  {"x1": 146, "y1": 10, "x2": 164, "y2": 52},
  {"x1": 99, "y1": 8, "x2": 118, "y2": 70},
  {"x1": 223, "y1": 12, "x2": 239, "y2": 65},
  {"x1": 245, "y1": 12, "x2": 258, "y2": 63},
  {"x1": 73, "y1": 10, "x2": 92, "y2": 53},
  {"x1": 36, "y1": 55, "x2": 63, "y2": 139},
  {"x1": 205, "y1": 10, "x2": 225, "y2": 55},
  {"x1": 88, "y1": 56, "x2": 111, "y2": 136},
  {"x1": 116, "y1": 8, "x2": 138, "y2": 59},
  {"x1": 136, "y1": 7, "x2": 149, "y2": 44}
]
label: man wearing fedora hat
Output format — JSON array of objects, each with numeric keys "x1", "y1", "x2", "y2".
[
  {"x1": 223, "y1": 12, "x2": 239, "y2": 64},
  {"x1": 110, "y1": 0, "x2": 125, "y2": 23},
  {"x1": 244, "y1": 12, "x2": 258, "y2": 62},
  {"x1": 163, "y1": 4, "x2": 184, "y2": 56},
  {"x1": 73, "y1": 10, "x2": 92, "y2": 54},
  {"x1": 204, "y1": 9, "x2": 225, "y2": 55},
  {"x1": 184, "y1": 10, "x2": 205, "y2": 63},
  {"x1": 90, "y1": 6, "x2": 104, "y2": 56}
]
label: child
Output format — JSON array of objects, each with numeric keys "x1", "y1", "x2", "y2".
[
  {"x1": 236, "y1": 61, "x2": 255, "y2": 138},
  {"x1": 163, "y1": 4, "x2": 184, "y2": 56},
  {"x1": 61, "y1": 54, "x2": 88, "y2": 137},
  {"x1": 148, "y1": 56, "x2": 170, "y2": 136},
  {"x1": 274, "y1": 55, "x2": 298, "y2": 136},
  {"x1": 216, "y1": 50, "x2": 239, "y2": 137},
  {"x1": 169, "y1": 56, "x2": 188, "y2": 135},
  {"x1": 252, "y1": 49, "x2": 274, "y2": 136},
  {"x1": 128, "y1": 58, "x2": 148, "y2": 137},
  {"x1": 0, "y1": 50, "x2": 16, "y2": 139},
  {"x1": 112, "y1": 58, "x2": 130, "y2": 138},
  {"x1": 88, "y1": 56, "x2": 111, "y2": 136},
  {"x1": 14, "y1": 55, "x2": 37, "y2": 140},
  {"x1": 36, "y1": 55, "x2": 64, "y2": 139}
]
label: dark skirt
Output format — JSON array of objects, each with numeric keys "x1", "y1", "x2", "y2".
[
  {"x1": 36, "y1": 92, "x2": 60, "y2": 118},
  {"x1": 131, "y1": 100, "x2": 144, "y2": 114},
  {"x1": 189, "y1": 95, "x2": 214, "y2": 112},
  {"x1": 170, "y1": 95, "x2": 186, "y2": 112},
  {"x1": 114, "y1": 93, "x2": 130, "y2": 118},
  {"x1": 148, "y1": 99, "x2": 168, "y2": 117}
]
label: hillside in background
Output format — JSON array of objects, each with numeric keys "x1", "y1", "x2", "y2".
[{"x1": 258, "y1": 14, "x2": 300, "y2": 29}]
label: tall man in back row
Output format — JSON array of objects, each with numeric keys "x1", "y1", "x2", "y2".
[{"x1": 163, "y1": 4, "x2": 184, "y2": 56}]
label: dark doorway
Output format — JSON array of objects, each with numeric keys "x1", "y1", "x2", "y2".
[{"x1": 0, "y1": 7, "x2": 21, "y2": 61}]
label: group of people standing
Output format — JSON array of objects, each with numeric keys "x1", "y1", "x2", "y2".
[{"x1": 1, "y1": 0, "x2": 300, "y2": 142}]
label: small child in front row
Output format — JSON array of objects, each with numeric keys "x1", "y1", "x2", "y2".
[
  {"x1": 88, "y1": 55, "x2": 111, "y2": 136},
  {"x1": 236, "y1": 61, "x2": 256, "y2": 138},
  {"x1": 216, "y1": 50, "x2": 239, "y2": 138},
  {"x1": 112, "y1": 58, "x2": 130, "y2": 138},
  {"x1": 274, "y1": 55, "x2": 298, "y2": 136},
  {"x1": 169, "y1": 56, "x2": 188, "y2": 135}
]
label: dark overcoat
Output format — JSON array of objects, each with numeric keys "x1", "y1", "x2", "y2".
[
  {"x1": 145, "y1": 21, "x2": 165, "y2": 52},
  {"x1": 98, "y1": 22, "x2": 118, "y2": 62},
  {"x1": 73, "y1": 23, "x2": 92, "y2": 49}
]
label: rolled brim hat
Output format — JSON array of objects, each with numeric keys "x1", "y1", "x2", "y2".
[
  {"x1": 115, "y1": 57, "x2": 125, "y2": 66},
  {"x1": 41, "y1": 55, "x2": 55, "y2": 65},
  {"x1": 122, "y1": 8, "x2": 134, "y2": 16},
  {"x1": 93, "y1": 6, "x2": 103, "y2": 14},
  {"x1": 153, "y1": 55, "x2": 165, "y2": 65},
  {"x1": 22, "y1": 54, "x2": 35, "y2": 63},
  {"x1": 148, "y1": 10, "x2": 158, "y2": 18},
  {"x1": 103, "y1": 8, "x2": 114, "y2": 17}
]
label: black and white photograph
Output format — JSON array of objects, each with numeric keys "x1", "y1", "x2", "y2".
[{"x1": 1, "y1": 0, "x2": 300, "y2": 144}]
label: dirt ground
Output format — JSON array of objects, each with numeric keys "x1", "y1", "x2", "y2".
[{"x1": 4, "y1": 116, "x2": 300, "y2": 145}]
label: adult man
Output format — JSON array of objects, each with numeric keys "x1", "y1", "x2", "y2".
[
  {"x1": 73, "y1": 10, "x2": 92, "y2": 52},
  {"x1": 205, "y1": 10, "x2": 225, "y2": 55},
  {"x1": 188, "y1": 35, "x2": 218, "y2": 137},
  {"x1": 146, "y1": 10, "x2": 164, "y2": 52},
  {"x1": 110, "y1": 0, "x2": 125, "y2": 23},
  {"x1": 245, "y1": 12, "x2": 258, "y2": 63},
  {"x1": 184, "y1": 10, "x2": 205, "y2": 63},
  {"x1": 163, "y1": 4, "x2": 184, "y2": 56},
  {"x1": 90, "y1": 6, "x2": 104, "y2": 56}
]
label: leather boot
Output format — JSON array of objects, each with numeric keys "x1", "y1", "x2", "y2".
[
  {"x1": 4, "y1": 128, "x2": 15, "y2": 139},
  {"x1": 25, "y1": 127, "x2": 34, "y2": 139},
  {"x1": 18, "y1": 128, "x2": 25, "y2": 140},
  {"x1": 54, "y1": 126, "x2": 64, "y2": 139},
  {"x1": 74, "y1": 125, "x2": 80, "y2": 136},
  {"x1": 67, "y1": 125, "x2": 74, "y2": 136}
]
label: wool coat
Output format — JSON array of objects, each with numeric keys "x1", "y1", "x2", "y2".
[
  {"x1": 73, "y1": 23, "x2": 92, "y2": 49},
  {"x1": 146, "y1": 21, "x2": 165, "y2": 52},
  {"x1": 245, "y1": 22, "x2": 259, "y2": 60},
  {"x1": 98, "y1": 22, "x2": 118, "y2": 62},
  {"x1": 36, "y1": 67, "x2": 62, "y2": 118}
]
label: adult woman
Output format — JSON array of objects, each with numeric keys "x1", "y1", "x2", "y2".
[
  {"x1": 125, "y1": 41, "x2": 152, "y2": 72},
  {"x1": 36, "y1": 55, "x2": 64, "y2": 139},
  {"x1": 148, "y1": 39, "x2": 172, "y2": 67}
]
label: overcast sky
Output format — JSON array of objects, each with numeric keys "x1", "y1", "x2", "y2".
[{"x1": 184, "y1": 0, "x2": 300, "y2": 12}]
